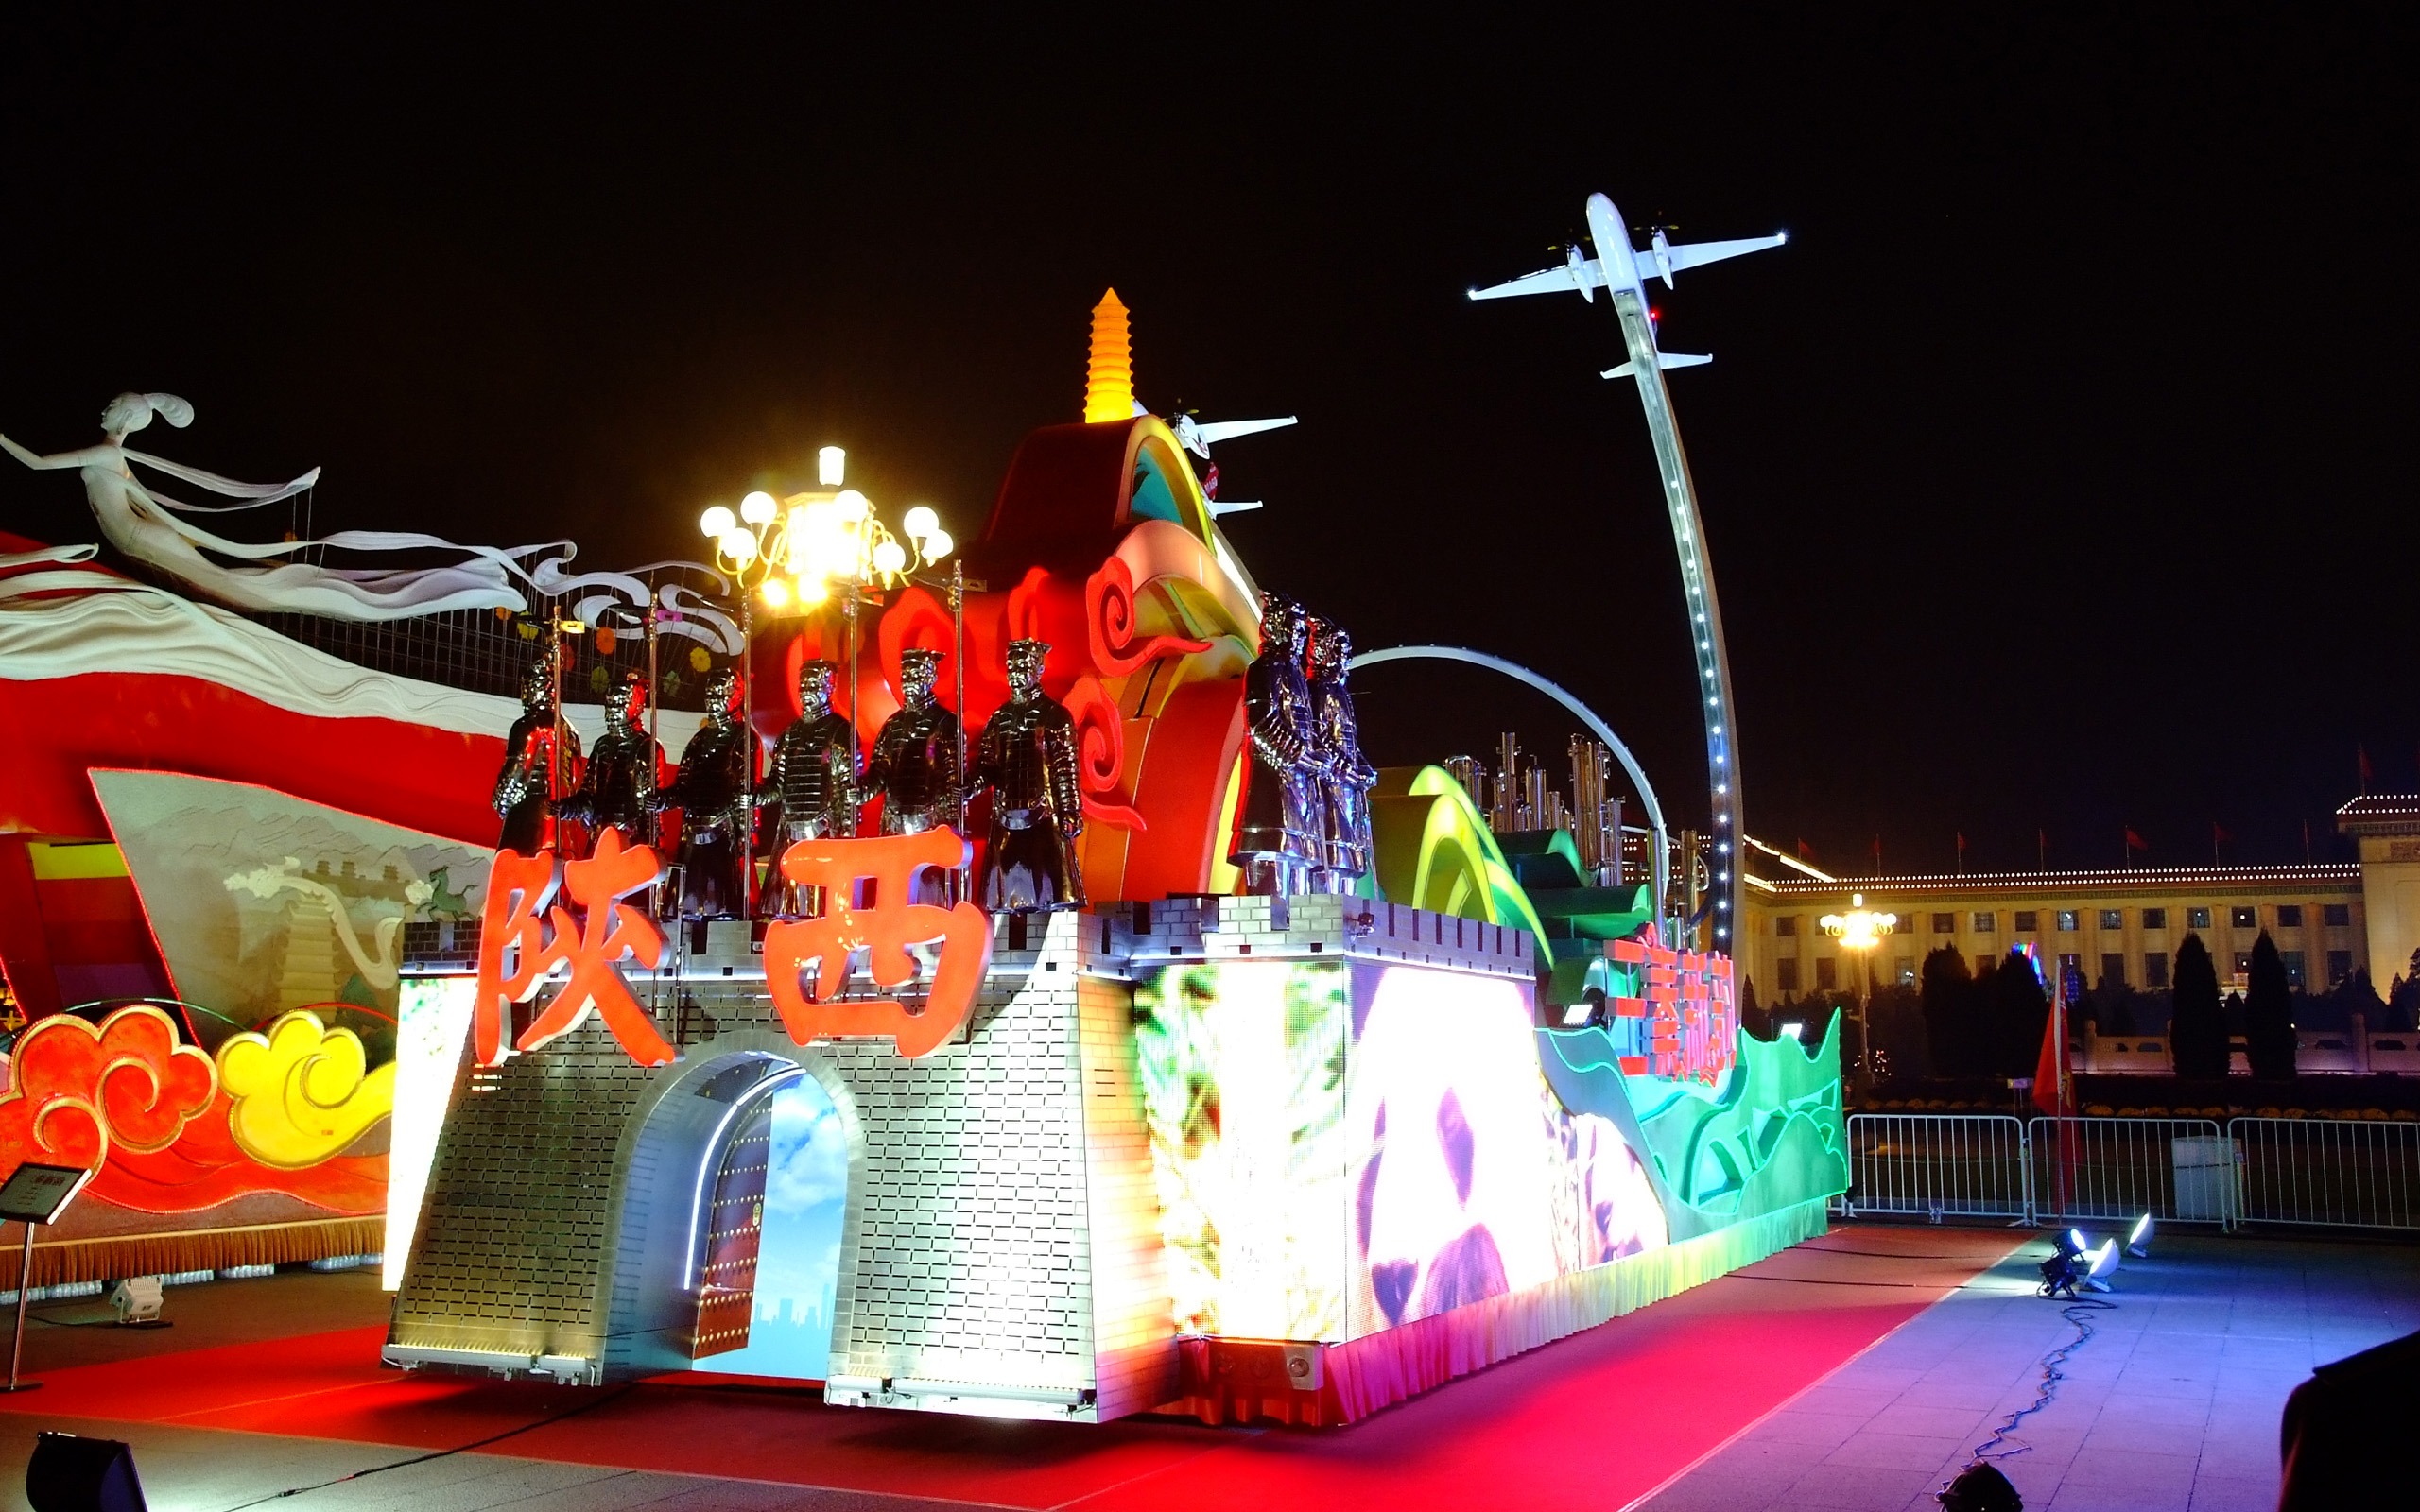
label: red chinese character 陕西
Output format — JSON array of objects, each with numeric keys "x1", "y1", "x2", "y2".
[
  {"x1": 473, "y1": 832, "x2": 674, "y2": 1068},
  {"x1": 762, "y1": 829, "x2": 993, "y2": 1058}
]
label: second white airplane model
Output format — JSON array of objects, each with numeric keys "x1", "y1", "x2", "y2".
[
  {"x1": 1162, "y1": 409, "x2": 1298, "y2": 517},
  {"x1": 1467, "y1": 194, "x2": 1785, "y2": 378}
]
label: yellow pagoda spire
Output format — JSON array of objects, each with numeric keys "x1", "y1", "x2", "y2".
[{"x1": 1083, "y1": 288, "x2": 1134, "y2": 423}]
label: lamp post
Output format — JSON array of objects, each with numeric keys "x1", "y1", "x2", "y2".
[
  {"x1": 700, "y1": 448, "x2": 959, "y2": 904},
  {"x1": 1819, "y1": 893, "x2": 1898, "y2": 1086}
]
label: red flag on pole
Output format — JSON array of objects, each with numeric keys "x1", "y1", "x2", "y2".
[
  {"x1": 1796, "y1": 837, "x2": 1815, "y2": 861},
  {"x1": 2032, "y1": 969, "x2": 2069, "y2": 1117},
  {"x1": 2037, "y1": 827, "x2": 2048, "y2": 866},
  {"x1": 2124, "y1": 827, "x2": 2148, "y2": 856},
  {"x1": 1872, "y1": 834, "x2": 1883, "y2": 869},
  {"x1": 2360, "y1": 745, "x2": 2374, "y2": 791},
  {"x1": 1955, "y1": 831, "x2": 1966, "y2": 870}
]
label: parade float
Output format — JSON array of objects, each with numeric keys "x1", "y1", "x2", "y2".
[{"x1": 0, "y1": 250, "x2": 1841, "y2": 1424}]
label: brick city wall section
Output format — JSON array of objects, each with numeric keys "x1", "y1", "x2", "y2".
[
  {"x1": 389, "y1": 1024, "x2": 653, "y2": 1366},
  {"x1": 817, "y1": 908, "x2": 1109, "y2": 1405}
]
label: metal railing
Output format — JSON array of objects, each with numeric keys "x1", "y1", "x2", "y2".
[
  {"x1": 1839, "y1": 1111, "x2": 2420, "y2": 1235},
  {"x1": 1839, "y1": 1114, "x2": 2031, "y2": 1222},
  {"x1": 2030, "y1": 1116, "x2": 2231, "y2": 1227},
  {"x1": 2231, "y1": 1117, "x2": 2420, "y2": 1231}
]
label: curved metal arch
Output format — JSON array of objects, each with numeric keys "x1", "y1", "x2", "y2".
[{"x1": 1348, "y1": 644, "x2": 1669, "y2": 934}]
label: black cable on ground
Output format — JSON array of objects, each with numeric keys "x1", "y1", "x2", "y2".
[
  {"x1": 1970, "y1": 1296, "x2": 2117, "y2": 1461},
  {"x1": 214, "y1": 1383, "x2": 639, "y2": 1511}
]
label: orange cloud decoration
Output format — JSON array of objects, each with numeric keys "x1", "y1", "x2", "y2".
[{"x1": 0, "y1": 1006, "x2": 218, "y2": 1175}]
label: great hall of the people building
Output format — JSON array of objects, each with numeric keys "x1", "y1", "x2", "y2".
[{"x1": 1730, "y1": 796, "x2": 2420, "y2": 1003}]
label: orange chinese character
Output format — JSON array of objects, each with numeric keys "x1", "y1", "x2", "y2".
[
  {"x1": 474, "y1": 848, "x2": 569, "y2": 1067},
  {"x1": 473, "y1": 833, "x2": 674, "y2": 1069},
  {"x1": 516, "y1": 831, "x2": 674, "y2": 1066},
  {"x1": 763, "y1": 829, "x2": 994, "y2": 1058}
]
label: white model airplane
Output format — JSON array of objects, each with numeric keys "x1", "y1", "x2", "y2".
[
  {"x1": 1170, "y1": 412, "x2": 1297, "y2": 459},
  {"x1": 1467, "y1": 194, "x2": 1786, "y2": 379},
  {"x1": 1156, "y1": 410, "x2": 1297, "y2": 517}
]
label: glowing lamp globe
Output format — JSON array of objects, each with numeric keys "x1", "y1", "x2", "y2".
[
  {"x1": 817, "y1": 446, "x2": 846, "y2": 487},
  {"x1": 720, "y1": 528, "x2": 758, "y2": 565},
  {"x1": 902, "y1": 505, "x2": 939, "y2": 541},
  {"x1": 833, "y1": 490, "x2": 871, "y2": 523},
  {"x1": 924, "y1": 528, "x2": 953, "y2": 560},
  {"x1": 1819, "y1": 894, "x2": 1897, "y2": 951},
  {"x1": 739, "y1": 490, "x2": 778, "y2": 525},
  {"x1": 872, "y1": 539, "x2": 908, "y2": 576},
  {"x1": 760, "y1": 577, "x2": 790, "y2": 608},
  {"x1": 700, "y1": 504, "x2": 735, "y2": 539}
]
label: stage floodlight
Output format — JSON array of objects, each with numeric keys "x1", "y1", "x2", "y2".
[
  {"x1": 2083, "y1": 1238, "x2": 2120, "y2": 1292},
  {"x1": 107, "y1": 1278, "x2": 163, "y2": 1326},
  {"x1": 2039, "y1": 1228, "x2": 2087, "y2": 1298},
  {"x1": 2127, "y1": 1213, "x2": 2155, "y2": 1258},
  {"x1": 2067, "y1": 1228, "x2": 2088, "y2": 1256}
]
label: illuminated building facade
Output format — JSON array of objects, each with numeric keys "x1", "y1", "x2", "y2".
[{"x1": 1739, "y1": 865, "x2": 2366, "y2": 1000}]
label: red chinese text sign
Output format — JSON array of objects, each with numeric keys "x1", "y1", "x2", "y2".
[
  {"x1": 763, "y1": 829, "x2": 993, "y2": 1058},
  {"x1": 475, "y1": 830, "x2": 674, "y2": 1068},
  {"x1": 1605, "y1": 939, "x2": 1738, "y2": 1085}
]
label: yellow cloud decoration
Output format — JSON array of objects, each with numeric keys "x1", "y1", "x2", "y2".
[{"x1": 216, "y1": 1010, "x2": 397, "y2": 1170}]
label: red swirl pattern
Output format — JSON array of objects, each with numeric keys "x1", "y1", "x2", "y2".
[
  {"x1": 0, "y1": 1006, "x2": 218, "y2": 1176},
  {"x1": 1085, "y1": 557, "x2": 1209, "y2": 678},
  {"x1": 1063, "y1": 674, "x2": 1145, "y2": 831}
]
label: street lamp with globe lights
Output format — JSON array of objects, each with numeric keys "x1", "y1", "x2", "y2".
[
  {"x1": 1819, "y1": 893, "x2": 1898, "y2": 1086},
  {"x1": 699, "y1": 447, "x2": 967, "y2": 885}
]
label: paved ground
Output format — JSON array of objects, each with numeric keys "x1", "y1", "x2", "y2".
[
  {"x1": 1632, "y1": 1229, "x2": 2420, "y2": 1511},
  {"x1": 0, "y1": 1228, "x2": 2409, "y2": 1510}
]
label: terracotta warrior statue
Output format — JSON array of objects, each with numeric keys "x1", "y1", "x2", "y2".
[
  {"x1": 758, "y1": 658, "x2": 860, "y2": 916},
  {"x1": 1228, "y1": 593, "x2": 1320, "y2": 895},
  {"x1": 565, "y1": 673, "x2": 665, "y2": 843},
  {"x1": 1306, "y1": 618, "x2": 1376, "y2": 894},
  {"x1": 492, "y1": 648, "x2": 581, "y2": 854},
  {"x1": 975, "y1": 638, "x2": 1086, "y2": 913},
  {"x1": 664, "y1": 668, "x2": 752, "y2": 919},
  {"x1": 864, "y1": 648, "x2": 962, "y2": 837}
]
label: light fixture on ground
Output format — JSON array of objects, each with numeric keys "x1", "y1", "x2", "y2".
[
  {"x1": 1818, "y1": 893, "x2": 1898, "y2": 1084},
  {"x1": 2083, "y1": 1237, "x2": 2119, "y2": 1292},
  {"x1": 2038, "y1": 1228, "x2": 2087, "y2": 1299},
  {"x1": 2126, "y1": 1213, "x2": 2155, "y2": 1258}
]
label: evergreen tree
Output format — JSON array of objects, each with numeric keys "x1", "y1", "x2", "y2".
[
  {"x1": 1989, "y1": 948, "x2": 2050, "y2": 1077},
  {"x1": 2245, "y1": 931, "x2": 2297, "y2": 1079},
  {"x1": 2169, "y1": 934, "x2": 2228, "y2": 1078},
  {"x1": 1919, "y1": 946, "x2": 1979, "y2": 1076}
]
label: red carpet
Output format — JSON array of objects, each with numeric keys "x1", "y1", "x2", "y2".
[{"x1": 0, "y1": 1226, "x2": 2023, "y2": 1509}]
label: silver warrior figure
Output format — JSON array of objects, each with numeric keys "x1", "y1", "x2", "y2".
[
  {"x1": 863, "y1": 648, "x2": 962, "y2": 837},
  {"x1": 492, "y1": 649, "x2": 581, "y2": 854},
  {"x1": 1306, "y1": 618, "x2": 1376, "y2": 893},
  {"x1": 757, "y1": 658, "x2": 860, "y2": 917},
  {"x1": 663, "y1": 668, "x2": 752, "y2": 919},
  {"x1": 564, "y1": 674, "x2": 666, "y2": 842},
  {"x1": 1228, "y1": 593, "x2": 1321, "y2": 895},
  {"x1": 975, "y1": 638, "x2": 1086, "y2": 913}
]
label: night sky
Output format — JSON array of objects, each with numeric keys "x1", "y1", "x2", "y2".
[{"x1": 3, "y1": 10, "x2": 2410, "y2": 871}]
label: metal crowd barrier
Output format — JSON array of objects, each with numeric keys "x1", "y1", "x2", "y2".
[
  {"x1": 2029, "y1": 1116, "x2": 2231, "y2": 1227},
  {"x1": 2230, "y1": 1116, "x2": 2420, "y2": 1232},
  {"x1": 1841, "y1": 1111, "x2": 2420, "y2": 1235},
  {"x1": 1839, "y1": 1113, "x2": 2031, "y2": 1222}
]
